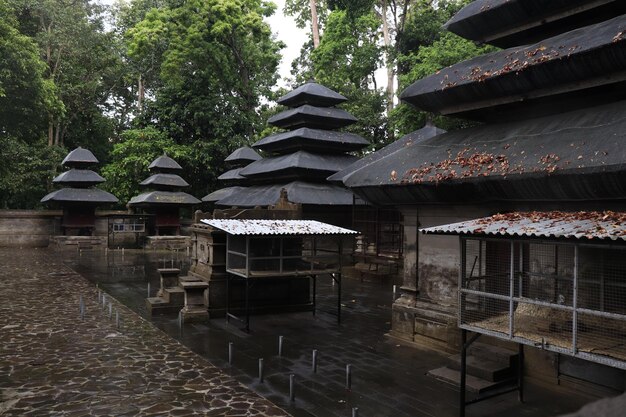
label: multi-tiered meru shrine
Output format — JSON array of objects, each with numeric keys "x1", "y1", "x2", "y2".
[
  {"x1": 216, "y1": 81, "x2": 369, "y2": 226},
  {"x1": 41, "y1": 147, "x2": 118, "y2": 235},
  {"x1": 129, "y1": 154, "x2": 200, "y2": 235},
  {"x1": 201, "y1": 146, "x2": 261, "y2": 205},
  {"x1": 337, "y1": 0, "x2": 626, "y2": 412}
]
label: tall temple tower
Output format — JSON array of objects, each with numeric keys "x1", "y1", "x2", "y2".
[
  {"x1": 41, "y1": 147, "x2": 118, "y2": 235},
  {"x1": 201, "y1": 146, "x2": 261, "y2": 204},
  {"x1": 129, "y1": 154, "x2": 200, "y2": 235},
  {"x1": 216, "y1": 81, "x2": 369, "y2": 226}
]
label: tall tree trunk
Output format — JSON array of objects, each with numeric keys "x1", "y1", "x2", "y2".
[
  {"x1": 137, "y1": 73, "x2": 144, "y2": 111},
  {"x1": 381, "y1": 0, "x2": 394, "y2": 115},
  {"x1": 310, "y1": 0, "x2": 320, "y2": 49},
  {"x1": 54, "y1": 121, "x2": 61, "y2": 146},
  {"x1": 48, "y1": 118, "x2": 54, "y2": 146}
]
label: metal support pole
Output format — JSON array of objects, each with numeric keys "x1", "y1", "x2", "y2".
[
  {"x1": 228, "y1": 342, "x2": 233, "y2": 365},
  {"x1": 245, "y1": 278, "x2": 250, "y2": 332},
  {"x1": 345, "y1": 364, "x2": 352, "y2": 390},
  {"x1": 147, "y1": 282, "x2": 151, "y2": 298},
  {"x1": 518, "y1": 343, "x2": 525, "y2": 403},
  {"x1": 312, "y1": 275, "x2": 317, "y2": 316},
  {"x1": 278, "y1": 335, "x2": 284, "y2": 357},
  {"x1": 258, "y1": 358, "x2": 264, "y2": 383},
  {"x1": 312, "y1": 349, "x2": 318, "y2": 373},
  {"x1": 337, "y1": 273, "x2": 342, "y2": 324},
  {"x1": 509, "y1": 241, "x2": 515, "y2": 338},
  {"x1": 289, "y1": 374, "x2": 295, "y2": 402},
  {"x1": 352, "y1": 408, "x2": 359, "y2": 417},
  {"x1": 460, "y1": 329, "x2": 467, "y2": 417},
  {"x1": 572, "y1": 245, "x2": 579, "y2": 354}
]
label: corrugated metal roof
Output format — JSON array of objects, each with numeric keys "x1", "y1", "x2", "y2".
[
  {"x1": 201, "y1": 219, "x2": 358, "y2": 236},
  {"x1": 421, "y1": 211, "x2": 626, "y2": 242}
]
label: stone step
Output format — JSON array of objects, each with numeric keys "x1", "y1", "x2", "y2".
[
  {"x1": 145, "y1": 297, "x2": 181, "y2": 315},
  {"x1": 427, "y1": 366, "x2": 516, "y2": 394},
  {"x1": 468, "y1": 342, "x2": 519, "y2": 368},
  {"x1": 447, "y1": 354, "x2": 513, "y2": 382},
  {"x1": 162, "y1": 287, "x2": 184, "y2": 306}
]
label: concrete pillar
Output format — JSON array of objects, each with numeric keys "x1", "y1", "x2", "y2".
[{"x1": 397, "y1": 207, "x2": 418, "y2": 307}]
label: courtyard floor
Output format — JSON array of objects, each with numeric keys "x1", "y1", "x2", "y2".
[{"x1": 1, "y1": 247, "x2": 603, "y2": 416}]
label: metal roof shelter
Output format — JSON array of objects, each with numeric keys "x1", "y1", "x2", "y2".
[
  {"x1": 216, "y1": 81, "x2": 368, "y2": 209},
  {"x1": 421, "y1": 211, "x2": 626, "y2": 242},
  {"x1": 421, "y1": 211, "x2": 626, "y2": 414},
  {"x1": 444, "y1": 0, "x2": 626, "y2": 48},
  {"x1": 402, "y1": 15, "x2": 626, "y2": 121},
  {"x1": 202, "y1": 218, "x2": 358, "y2": 331}
]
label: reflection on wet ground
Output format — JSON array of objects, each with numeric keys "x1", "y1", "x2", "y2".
[
  {"x1": 0, "y1": 248, "x2": 288, "y2": 416},
  {"x1": 56, "y1": 248, "x2": 594, "y2": 417}
]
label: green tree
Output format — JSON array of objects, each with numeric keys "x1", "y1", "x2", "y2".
[
  {"x1": 0, "y1": 2, "x2": 54, "y2": 140},
  {"x1": 101, "y1": 127, "x2": 193, "y2": 205}
]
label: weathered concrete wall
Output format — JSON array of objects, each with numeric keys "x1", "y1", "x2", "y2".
[{"x1": 0, "y1": 210, "x2": 61, "y2": 247}]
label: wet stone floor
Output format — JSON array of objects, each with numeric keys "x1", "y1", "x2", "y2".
[
  {"x1": 0, "y1": 248, "x2": 288, "y2": 416},
  {"x1": 1, "y1": 247, "x2": 596, "y2": 417}
]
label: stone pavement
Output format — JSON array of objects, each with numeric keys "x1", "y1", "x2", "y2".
[
  {"x1": 60, "y1": 249, "x2": 598, "y2": 417},
  {"x1": 0, "y1": 248, "x2": 289, "y2": 416}
]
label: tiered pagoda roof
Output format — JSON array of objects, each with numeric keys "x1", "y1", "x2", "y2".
[
  {"x1": 41, "y1": 147, "x2": 118, "y2": 205},
  {"x1": 445, "y1": 0, "x2": 626, "y2": 48},
  {"x1": 129, "y1": 154, "x2": 200, "y2": 207},
  {"x1": 201, "y1": 147, "x2": 261, "y2": 203},
  {"x1": 216, "y1": 81, "x2": 368, "y2": 207},
  {"x1": 341, "y1": 0, "x2": 626, "y2": 206}
]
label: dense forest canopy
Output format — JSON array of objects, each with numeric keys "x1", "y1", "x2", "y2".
[{"x1": 0, "y1": 0, "x2": 492, "y2": 209}]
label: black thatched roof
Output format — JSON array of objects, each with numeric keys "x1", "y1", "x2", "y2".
[
  {"x1": 401, "y1": 15, "x2": 626, "y2": 121},
  {"x1": 239, "y1": 151, "x2": 358, "y2": 182},
  {"x1": 445, "y1": 0, "x2": 626, "y2": 48},
  {"x1": 343, "y1": 100, "x2": 626, "y2": 205},
  {"x1": 277, "y1": 82, "x2": 348, "y2": 108},
  {"x1": 140, "y1": 173, "x2": 189, "y2": 189},
  {"x1": 52, "y1": 169, "x2": 105, "y2": 187},
  {"x1": 224, "y1": 147, "x2": 261, "y2": 166},
  {"x1": 148, "y1": 154, "x2": 183, "y2": 172},
  {"x1": 128, "y1": 191, "x2": 200, "y2": 207},
  {"x1": 253, "y1": 127, "x2": 369, "y2": 154},
  {"x1": 328, "y1": 124, "x2": 445, "y2": 184},
  {"x1": 268, "y1": 105, "x2": 358, "y2": 130},
  {"x1": 201, "y1": 186, "x2": 245, "y2": 203},
  {"x1": 217, "y1": 168, "x2": 246, "y2": 185},
  {"x1": 61, "y1": 147, "x2": 99, "y2": 168},
  {"x1": 216, "y1": 181, "x2": 354, "y2": 207},
  {"x1": 41, "y1": 188, "x2": 118, "y2": 205}
]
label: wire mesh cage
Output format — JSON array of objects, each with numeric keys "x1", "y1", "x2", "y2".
[{"x1": 460, "y1": 237, "x2": 626, "y2": 369}]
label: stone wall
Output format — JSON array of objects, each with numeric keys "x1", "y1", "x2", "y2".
[{"x1": 0, "y1": 210, "x2": 61, "y2": 247}]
